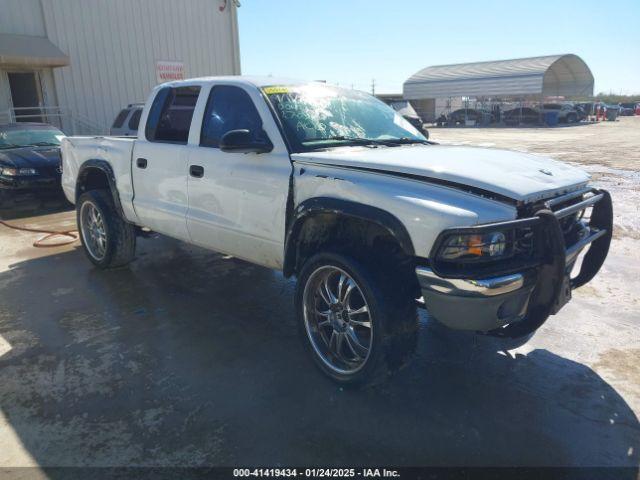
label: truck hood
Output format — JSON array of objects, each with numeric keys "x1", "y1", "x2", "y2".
[{"x1": 292, "y1": 144, "x2": 590, "y2": 203}]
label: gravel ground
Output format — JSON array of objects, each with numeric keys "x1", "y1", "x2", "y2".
[{"x1": 0, "y1": 118, "x2": 638, "y2": 475}]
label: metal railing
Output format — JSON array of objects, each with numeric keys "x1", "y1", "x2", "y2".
[{"x1": 0, "y1": 106, "x2": 107, "y2": 136}]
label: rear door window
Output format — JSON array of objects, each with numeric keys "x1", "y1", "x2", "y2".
[{"x1": 145, "y1": 86, "x2": 201, "y2": 144}]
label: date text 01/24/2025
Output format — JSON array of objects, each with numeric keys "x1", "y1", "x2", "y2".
[{"x1": 232, "y1": 468, "x2": 400, "y2": 478}]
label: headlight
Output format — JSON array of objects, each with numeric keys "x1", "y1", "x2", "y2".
[
  {"x1": 0, "y1": 167, "x2": 17, "y2": 176},
  {"x1": 0, "y1": 167, "x2": 37, "y2": 176},
  {"x1": 438, "y1": 231, "x2": 511, "y2": 261}
]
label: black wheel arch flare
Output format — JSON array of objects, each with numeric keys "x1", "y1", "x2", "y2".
[
  {"x1": 283, "y1": 197, "x2": 415, "y2": 277},
  {"x1": 76, "y1": 160, "x2": 126, "y2": 218}
]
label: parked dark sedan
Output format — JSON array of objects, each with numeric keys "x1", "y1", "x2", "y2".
[
  {"x1": 503, "y1": 107, "x2": 540, "y2": 125},
  {"x1": 0, "y1": 123, "x2": 65, "y2": 203},
  {"x1": 447, "y1": 108, "x2": 494, "y2": 126}
]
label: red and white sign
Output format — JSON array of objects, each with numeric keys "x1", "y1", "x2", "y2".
[{"x1": 156, "y1": 61, "x2": 185, "y2": 84}]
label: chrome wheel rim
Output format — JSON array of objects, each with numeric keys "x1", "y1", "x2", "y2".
[
  {"x1": 80, "y1": 201, "x2": 107, "y2": 261},
  {"x1": 303, "y1": 266, "x2": 373, "y2": 375}
]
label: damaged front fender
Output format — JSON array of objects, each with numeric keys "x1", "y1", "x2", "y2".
[{"x1": 282, "y1": 197, "x2": 415, "y2": 277}]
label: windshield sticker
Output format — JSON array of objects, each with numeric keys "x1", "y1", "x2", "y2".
[{"x1": 263, "y1": 86, "x2": 290, "y2": 95}]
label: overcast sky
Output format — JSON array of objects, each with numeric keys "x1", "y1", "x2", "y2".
[{"x1": 238, "y1": 0, "x2": 640, "y2": 95}]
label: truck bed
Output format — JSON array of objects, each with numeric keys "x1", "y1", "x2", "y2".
[{"x1": 61, "y1": 136, "x2": 138, "y2": 223}]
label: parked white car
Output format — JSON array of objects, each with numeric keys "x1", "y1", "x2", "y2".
[{"x1": 61, "y1": 77, "x2": 612, "y2": 385}]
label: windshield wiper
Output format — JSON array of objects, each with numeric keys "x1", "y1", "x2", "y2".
[
  {"x1": 303, "y1": 136, "x2": 390, "y2": 146},
  {"x1": 30, "y1": 141, "x2": 60, "y2": 147},
  {"x1": 302, "y1": 136, "x2": 431, "y2": 148},
  {"x1": 379, "y1": 137, "x2": 431, "y2": 145}
]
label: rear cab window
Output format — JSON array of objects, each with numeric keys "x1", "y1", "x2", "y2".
[{"x1": 145, "y1": 86, "x2": 201, "y2": 144}]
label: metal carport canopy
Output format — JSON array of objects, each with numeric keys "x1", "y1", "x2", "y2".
[{"x1": 403, "y1": 54, "x2": 594, "y2": 99}]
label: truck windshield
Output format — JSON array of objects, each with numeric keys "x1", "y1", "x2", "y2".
[{"x1": 263, "y1": 83, "x2": 426, "y2": 152}]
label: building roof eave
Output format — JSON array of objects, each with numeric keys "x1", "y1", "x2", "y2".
[{"x1": 0, "y1": 33, "x2": 69, "y2": 68}]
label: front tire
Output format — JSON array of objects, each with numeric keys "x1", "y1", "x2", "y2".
[
  {"x1": 77, "y1": 189, "x2": 136, "y2": 268},
  {"x1": 295, "y1": 252, "x2": 418, "y2": 386}
]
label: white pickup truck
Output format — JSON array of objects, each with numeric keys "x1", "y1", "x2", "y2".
[{"x1": 61, "y1": 77, "x2": 612, "y2": 385}]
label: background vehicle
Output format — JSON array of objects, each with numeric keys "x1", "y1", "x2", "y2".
[
  {"x1": 576, "y1": 102, "x2": 595, "y2": 117},
  {"x1": 110, "y1": 104, "x2": 144, "y2": 136},
  {"x1": 540, "y1": 103, "x2": 581, "y2": 123},
  {"x1": 574, "y1": 104, "x2": 588, "y2": 121},
  {"x1": 447, "y1": 108, "x2": 493, "y2": 126},
  {"x1": 0, "y1": 123, "x2": 65, "y2": 204},
  {"x1": 403, "y1": 115, "x2": 429, "y2": 139},
  {"x1": 618, "y1": 103, "x2": 636, "y2": 116},
  {"x1": 389, "y1": 100, "x2": 429, "y2": 139},
  {"x1": 61, "y1": 78, "x2": 612, "y2": 386},
  {"x1": 503, "y1": 107, "x2": 540, "y2": 125}
]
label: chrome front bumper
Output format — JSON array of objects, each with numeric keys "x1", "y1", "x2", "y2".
[
  {"x1": 416, "y1": 267, "x2": 536, "y2": 331},
  {"x1": 416, "y1": 268, "x2": 525, "y2": 297},
  {"x1": 417, "y1": 188, "x2": 613, "y2": 334}
]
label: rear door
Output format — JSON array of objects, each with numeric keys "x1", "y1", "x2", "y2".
[{"x1": 132, "y1": 85, "x2": 201, "y2": 240}]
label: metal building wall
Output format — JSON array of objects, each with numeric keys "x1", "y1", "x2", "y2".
[
  {"x1": 0, "y1": 0, "x2": 47, "y2": 114},
  {"x1": 0, "y1": 0, "x2": 47, "y2": 36},
  {"x1": 0, "y1": 71, "x2": 11, "y2": 116},
  {"x1": 37, "y1": 0, "x2": 240, "y2": 130}
]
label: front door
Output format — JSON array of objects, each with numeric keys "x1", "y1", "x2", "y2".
[
  {"x1": 186, "y1": 84, "x2": 290, "y2": 269},
  {"x1": 8, "y1": 72, "x2": 43, "y2": 123},
  {"x1": 132, "y1": 85, "x2": 201, "y2": 240}
]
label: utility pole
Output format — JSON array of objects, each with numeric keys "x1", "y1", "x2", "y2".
[{"x1": 371, "y1": 79, "x2": 376, "y2": 96}]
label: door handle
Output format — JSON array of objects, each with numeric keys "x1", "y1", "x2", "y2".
[
  {"x1": 136, "y1": 157, "x2": 147, "y2": 169},
  {"x1": 189, "y1": 165, "x2": 204, "y2": 178}
]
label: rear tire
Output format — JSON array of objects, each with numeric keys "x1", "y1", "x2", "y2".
[
  {"x1": 77, "y1": 189, "x2": 136, "y2": 269},
  {"x1": 295, "y1": 252, "x2": 418, "y2": 386}
]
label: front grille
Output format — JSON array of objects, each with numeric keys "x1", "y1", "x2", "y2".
[
  {"x1": 513, "y1": 227, "x2": 536, "y2": 258},
  {"x1": 519, "y1": 189, "x2": 594, "y2": 253},
  {"x1": 38, "y1": 166, "x2": 62, "y2": 178},
  {"x1": 430, "y1": 187, "x2": 608, "y2": 280}
]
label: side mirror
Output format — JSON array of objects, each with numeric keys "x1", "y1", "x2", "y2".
[{"x1": 220, "y1": 129, "x2": 273, "y2": 154}]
